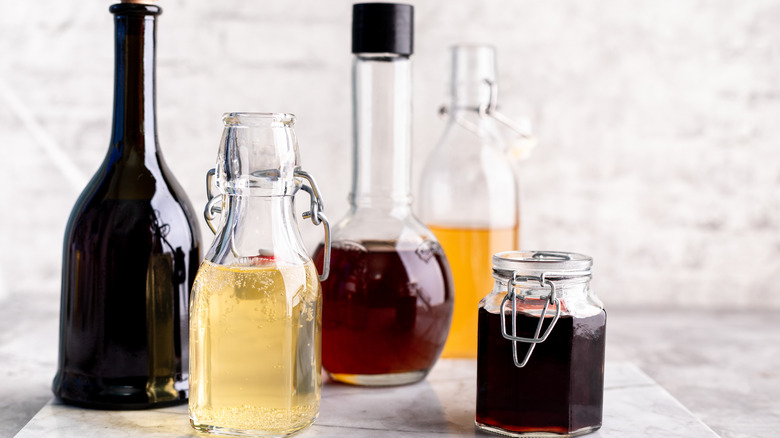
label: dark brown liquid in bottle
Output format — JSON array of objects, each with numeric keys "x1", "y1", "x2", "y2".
[
  {"x1": 52, "y1": 3, "x2": 201, "y2": 409},
  {"x1": 476, "y1": 307, "x2": 606, "y2": 435},
  {"x1": 313, "y1": 241, "x2": 453, "y2": 378}
]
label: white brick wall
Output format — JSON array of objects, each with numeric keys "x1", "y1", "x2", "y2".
[{"x1": 1, "y1": 0, "x2": 778, "y2": 309}]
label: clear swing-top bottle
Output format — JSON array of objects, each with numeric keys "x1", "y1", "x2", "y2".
[
  {"x1": 189, "y1": 113, "x2": 331, "y2": 437},
  {"x1": 419, "y1": 45, "x2": 530, "y2": 358}
]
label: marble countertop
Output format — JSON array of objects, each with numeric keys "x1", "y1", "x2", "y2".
[
  {"x1": 15, "y1": 362, "x2": 716, "y2": 438},
  {"x1": 1, "y1": 294, "x2": 778, "y2": 438}
]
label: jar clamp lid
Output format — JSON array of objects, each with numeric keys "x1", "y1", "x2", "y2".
[{"x1": 492, "y1": 251, "x2": 593, "y2": 368}]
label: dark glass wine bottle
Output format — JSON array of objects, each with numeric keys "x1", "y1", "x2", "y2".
[{"x1": 52, "y1": 1, "x2": 201, "y2": 409}]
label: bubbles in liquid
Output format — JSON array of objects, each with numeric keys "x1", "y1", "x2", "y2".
[{"x1": 189, "y1": 259, "x2": 321, "y2": 435}]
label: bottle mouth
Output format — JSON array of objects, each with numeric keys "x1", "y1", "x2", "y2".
[
  {"x1": 109, "y1": 2, "x2": 161, "y2": 16},
  {"x1": 222, "y1": 112, "x2": 296, "y2": 127},
  {"x1": 450, "y1": 43, "x2": 496, "y2": 52}
]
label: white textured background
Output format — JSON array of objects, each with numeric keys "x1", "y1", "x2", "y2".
[{"x1": 1, "y1": 0, "x2": 779, "y2": 310}]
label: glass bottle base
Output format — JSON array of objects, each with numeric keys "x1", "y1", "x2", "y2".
[
  {"x1": 52, "y1": 371, "x2": 187, "y2": 410},
  {"x1": 190, "y1": 419, "x2": 314, "y2": 438},
  {"x1": 327, "y1": 370, "x2": 428, "y2": 386},
  {"x1": 475, "y1": 421, "x2": 601, "y2": 438},
  {"x1": 56, "y1": 395, "x2": 186, "y2": 411}
]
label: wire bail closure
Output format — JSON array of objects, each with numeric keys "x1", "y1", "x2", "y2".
[
  {"x1": 500, "y1": 272, "x2": 561, "y2": 368},
  {"x1": 479, "y1": 78, "x2": 531, "y2": 138},
  {"x1": 438, "y1": 79, "x2": 532, "y2": 138},
  {"x1": 204, "y1": 168, "x2": 221, "y2": 234},
  {"x1": 202, "y1": 167, "x2": 332, "y2": 282},
  {"x1": 294, "y1": 169, "x2": 331, "y2": 282}
]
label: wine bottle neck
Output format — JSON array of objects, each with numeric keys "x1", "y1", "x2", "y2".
[
  {"x1": 109, "y1": 3, "x2": 161, "y2": 158},
  {"x1": 350, "y1": 54, "x2": 412, "y2": 213}
]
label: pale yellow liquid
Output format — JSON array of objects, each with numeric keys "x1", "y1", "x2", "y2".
[
  {"x1": 429, "y1": 226, "x2": 518, "y2": 358},
  {"x1": 189, "y1": 260, "x2": 321, "y2": 436}
]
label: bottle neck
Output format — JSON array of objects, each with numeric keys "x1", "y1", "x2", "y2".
[
  {"x1": 109, "y1": 4, "x2": 160, "y2": 159},
  {"x1": 210, "y1": 194, "x2": 306, "y2": 264},
  {"x1": 449, "y1": 45, "x2": 496, "y2": 111},
  {"x1": 350, "y1": 53, "x2": 412, "y2": 214},
  {"x1": 451, "y1": 79, "x2": 493, "y2": 111}
]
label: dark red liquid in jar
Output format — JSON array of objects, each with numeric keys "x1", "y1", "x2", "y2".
[
  {"x1": 313, "y1": 240, "x2": 453, "y2": 377},
  {"x1": 476, "y1": 306, "x2": 606, "y2": 435}
]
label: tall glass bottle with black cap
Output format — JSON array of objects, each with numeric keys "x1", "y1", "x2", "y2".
[
  {"x1": 313, "y1": 3, "x2": 454, "y2": 387},
  {"x1": 53, "y1": 0, "x2": 201, "y2": 409}
]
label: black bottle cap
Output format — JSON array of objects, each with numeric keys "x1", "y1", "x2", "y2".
[{"x1": 352, "y1": 3, "x2": 414, "y2": 55}]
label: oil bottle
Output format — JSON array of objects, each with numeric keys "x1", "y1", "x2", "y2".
[
  {"x1": 189, "y1": 113, "x2": 331, "y2": 437},
  {"x1": 419, "y1": 45, "x2": 533, "y2": 358},
  {"x1": 313, "y1": 3, "x2": 454, "y2": 387}
]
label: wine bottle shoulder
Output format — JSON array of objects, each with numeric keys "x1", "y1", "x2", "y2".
[{"x1": 64, "y1": 146, "x2": 200, "y2": 247}]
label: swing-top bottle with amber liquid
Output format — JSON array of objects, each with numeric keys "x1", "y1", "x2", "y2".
[{"x1": 419, "y1": 45, "x2": 525, "y2": 358}]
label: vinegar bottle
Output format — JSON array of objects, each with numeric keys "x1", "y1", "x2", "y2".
[
  {"x1": 313, "y1": 3, "x2": 454, "y2": 387},
  {"x1": 53, "y1": 1, "x2": 201, "y2": 408},
  {"x1": 418, "y1": 46, "x2": 521, "y2": 358},
  {"x1": 189, "y1": 113, "x2": 330, "y2": 436}
]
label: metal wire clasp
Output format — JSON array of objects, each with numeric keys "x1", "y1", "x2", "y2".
[
  {"x1": 294, "y1": 169, "x2": 331, "y2": 282},
  {"x1": 204, "y1": 168, "x2": 221, "y2": 234},
  {"x1": 438, "y1": 78, "x2": 532, "y2": 138},
  {"x1": 500, "y1": 272, "x2": 561, "y2": 368},
  {"x1": 438, "y1": 79, "x2": 536, "y2": 160},
  {"x1": 478, "y1": 79, "x2": 531, "y2": 138},
  {"x1": 201, "y1": 167, "x2": 331, "y2": 282}
]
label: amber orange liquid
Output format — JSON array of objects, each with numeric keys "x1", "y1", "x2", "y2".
[{"x1": 428, "y1": 226, "x2": 518, "y2": 358}]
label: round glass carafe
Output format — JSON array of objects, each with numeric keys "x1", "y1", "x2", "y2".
[
  {"x1": 313, "y1": 7, "x2": 454, "y2": 387},
  {"x1": 313, "y1": 51, "x2": 455, "y2": 386}
]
